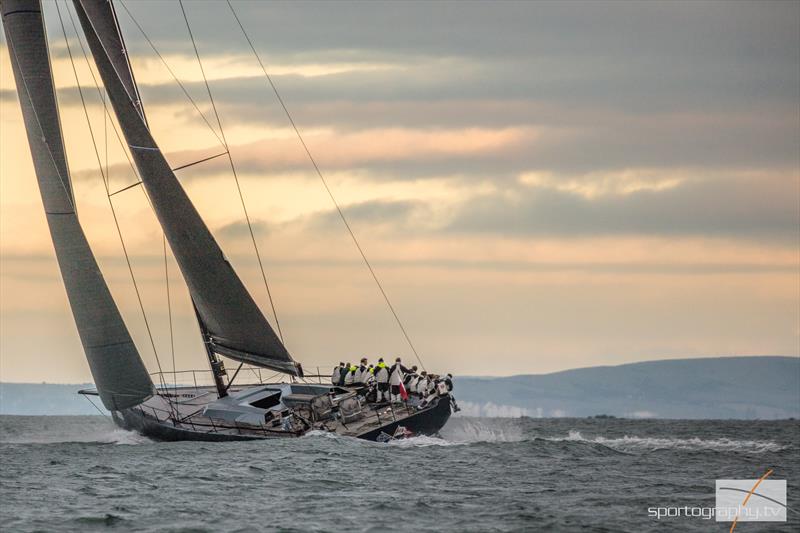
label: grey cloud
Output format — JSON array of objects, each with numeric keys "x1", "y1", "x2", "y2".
[
  {"x1": 48, "y1": 0, "x2": 793, "y2": 118},
  {"x1": 109, "y1": 1, "x2": 798, "y2": 67},
  {"x1": 447, "y1": 174, "x2": 799, "y2": 243},
  {"x1": 302, "y1": 199, "x2": 424, "y2": 235},
  {"x1": 217, "y1": 219, "x2": 269, "y2": 240}
]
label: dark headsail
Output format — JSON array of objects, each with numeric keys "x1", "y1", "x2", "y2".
[
  {"x1": 1, "y1": 0, "x2": 154, "y2": 409},
  {"x1": 73, "y1": 0, "x2": 302, "y2": 376},
  {"x1": 75, "y1": 0, "x2": 144, "y2": 122}
]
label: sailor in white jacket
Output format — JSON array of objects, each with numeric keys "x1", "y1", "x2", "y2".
[
  {"x1": 331, "y1": 362, "x2": 345, "y2": 386},
  {"x1": 416, "y1": 371, "x2": 429, "y2": 397},
  {"x1": 343, "y1": 362, "x2": 358, "y2": 386},
  {"x1": 404, "y1": 366, "x2": 419, "y2": 396},
  {"x1": 353, "y1": 357, "x2": 368, "y2": 383},
  {"x1": 373, "y1": 358, "x2": 390, "y2": 402}
]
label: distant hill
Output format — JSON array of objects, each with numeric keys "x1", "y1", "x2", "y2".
[
  {"x1": 1, "y1": 356, "x2": 797, "y2": 418},
  {"x1": 456, "y1": 356, "x2": 799, "y2": 419}
]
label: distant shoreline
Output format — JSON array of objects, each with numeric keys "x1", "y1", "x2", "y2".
[{"x1": 2, "y1": 356, "x2": 797, "y2": 418}]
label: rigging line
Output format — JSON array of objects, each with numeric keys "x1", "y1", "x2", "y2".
[
  {"x1": 226, "y1": 0, "x2": 426, "y2": 371},
  {"x1": 172, "y1": 150, "x2": 229, "y2": 172},
  {"x1": 108, "y1": 180, "x2": 142, "y2": 197},
  {"x1": 179, "y1": 0, "x2": 285, "y2": 344},
  {"x1": 108, "y1": 0, "x2": 147, "y2": 126},
  {"x1": 103, "y1": 88, "x2": 108, "y2": 186},
  {"x1": 55, "y1": 0, "x2": 166, "y2": 388},
  {"x1": 82, "y1": 394, "x2": 110, "y2": 419},
  {"x1": 115, "y1": 0, "x2": 225, "y2": 149}
]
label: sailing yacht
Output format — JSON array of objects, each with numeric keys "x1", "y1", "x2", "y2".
[{"x1": 1, "y1": 0, "x2": 455, "y2": 441}]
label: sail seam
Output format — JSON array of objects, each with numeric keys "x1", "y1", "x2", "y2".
[
  {"x1": 128, "y1": 144, "x2": 159, "y2": 151},
  {"x1": 86, "y1": 340, "x2": 136, "y2": 350},
  {"x1": 3, "y1": 9, "x2": 40, "y2": 16}
]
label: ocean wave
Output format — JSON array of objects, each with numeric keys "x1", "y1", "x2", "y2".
[
  {"x1": 546, "y1": 430, "x2": 789, "y2": 453},
  {"x1": 301, "y1": 428, "x2": 461, "y2": 447},
  {"x1": 0, "y1": 416, "x2": 150, "y2": 445}
]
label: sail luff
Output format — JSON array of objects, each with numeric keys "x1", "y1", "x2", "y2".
[
  {"x1": 72, "y1": 0, "x2": 301, "y2": 377},
  {"x1": 1, "y1": 0, "x2": 154, "y2": 410},
  {"x1": 77, "y1": 0, "x2": 144, "y2": 122}
]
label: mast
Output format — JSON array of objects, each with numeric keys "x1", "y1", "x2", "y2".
[
  {"x1": 194, "y1": 304, "x2": 229, "y2": 398},
  {"x1": 1, "y1": 0, "x2": 154, "y2": 410},
  {"x1": 72, "y1": 0, "x2": 303, "y2": 380}
]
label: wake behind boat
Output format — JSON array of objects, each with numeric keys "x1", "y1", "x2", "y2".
[{"x1": 2, "y1": 0, "x2": 455, "y2": 443}]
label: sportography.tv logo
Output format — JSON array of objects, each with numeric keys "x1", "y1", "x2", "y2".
[
  {"x1": 647, "y1": 470, "x2": 793, "y2": 530},
  {"x1": 716, "y1": 475, "x2": 787, "y2": 528}
]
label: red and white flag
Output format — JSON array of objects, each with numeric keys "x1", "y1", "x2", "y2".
[{"x1": 399, "y1": 381, "x2": 409, "y2": 401}]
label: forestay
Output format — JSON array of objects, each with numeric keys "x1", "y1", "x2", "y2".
[
  {"x1": 1, "y1": 0, "x2": 154, "y2": 410},
  {"x1": 73, "y1": 0, "x2": 302, "y2": 376}
]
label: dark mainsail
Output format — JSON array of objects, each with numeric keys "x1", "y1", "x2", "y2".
[
  {"x1": 72, "y1": 0, "x2": 302, "y2": 376},
  {"x1": 1, "y1": 0, "x2": 154, "y2": 409}
]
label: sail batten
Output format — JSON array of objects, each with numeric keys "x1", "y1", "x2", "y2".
[
  {"x1": 73, "y1": 0, "x2": 301, "y2": 376},
  {"x1": 1, "y1": 0, "x2": 154, "y2": 410}
]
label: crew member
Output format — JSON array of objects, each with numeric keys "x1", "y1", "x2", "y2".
[
  {"x1": 426, "y1": 374, "x2": 437, "y2": 396},
  {"x1": 388, "y1": 357, "x2": 411, "y2": 403},
  {"x1": 374, "y1": 358, "x2": 390, "y2": 402},
  {"x1": 344, "y1": 362, "x2": 359, "y2": 386},
  {"x1": 331, "y1": 362, "x2": 345, "y2": 386},
  {"x1": 444, "y1": 373, "x2": 454, "y2": 392},
  {"x1": 354, "y1": 357, "x2": 369, "y2": 383},
  {"x1": 404, "y1": 366, "x2": 419, "y2": 396},
  {"x1": 416, "y1": 371, "x2": 429, "y2": 397}
]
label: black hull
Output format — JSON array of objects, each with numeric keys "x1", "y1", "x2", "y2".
[
  {"x1": 356, "y1": 394, "x2": 453, "y2": 441},
  {"x1": 113, "y1": 395, "x2": 453, "y2": 443},
  {"x1": 114, "y1": 409, "x2": 265, "y2": 442}
]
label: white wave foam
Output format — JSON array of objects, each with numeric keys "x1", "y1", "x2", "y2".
[
  {"x1": 387, "y1": 435, "x2": 458, "y2": 447},
  {"x1": 547, "y1": 430, "x2": 788, "y2": 453},
  {"x1": 97, "y1": 429, "x2": 151, "y2": 446},
  {"x1": 457, "y1": 401, "x2": 530, "y2": 418},
  {"x1": 439, "y1": 418, "x2": 525, "y2": 443}
]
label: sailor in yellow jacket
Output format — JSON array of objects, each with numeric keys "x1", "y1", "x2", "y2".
[{"x1": 374, "y1": 358, "x2": 390, "y2": 402}]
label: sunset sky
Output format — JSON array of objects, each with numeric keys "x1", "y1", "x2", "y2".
[{"x1": 1, "y1": 0, "x2": 798, "y2": 383}]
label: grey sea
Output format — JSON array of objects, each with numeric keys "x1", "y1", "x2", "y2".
[{"x1": 0, "y1": 415, "x2": 797, "y2": 532}]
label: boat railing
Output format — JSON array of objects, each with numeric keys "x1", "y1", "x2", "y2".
[{"x1": 150, "y1": 366, "x2": 339, "y2": 394}]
